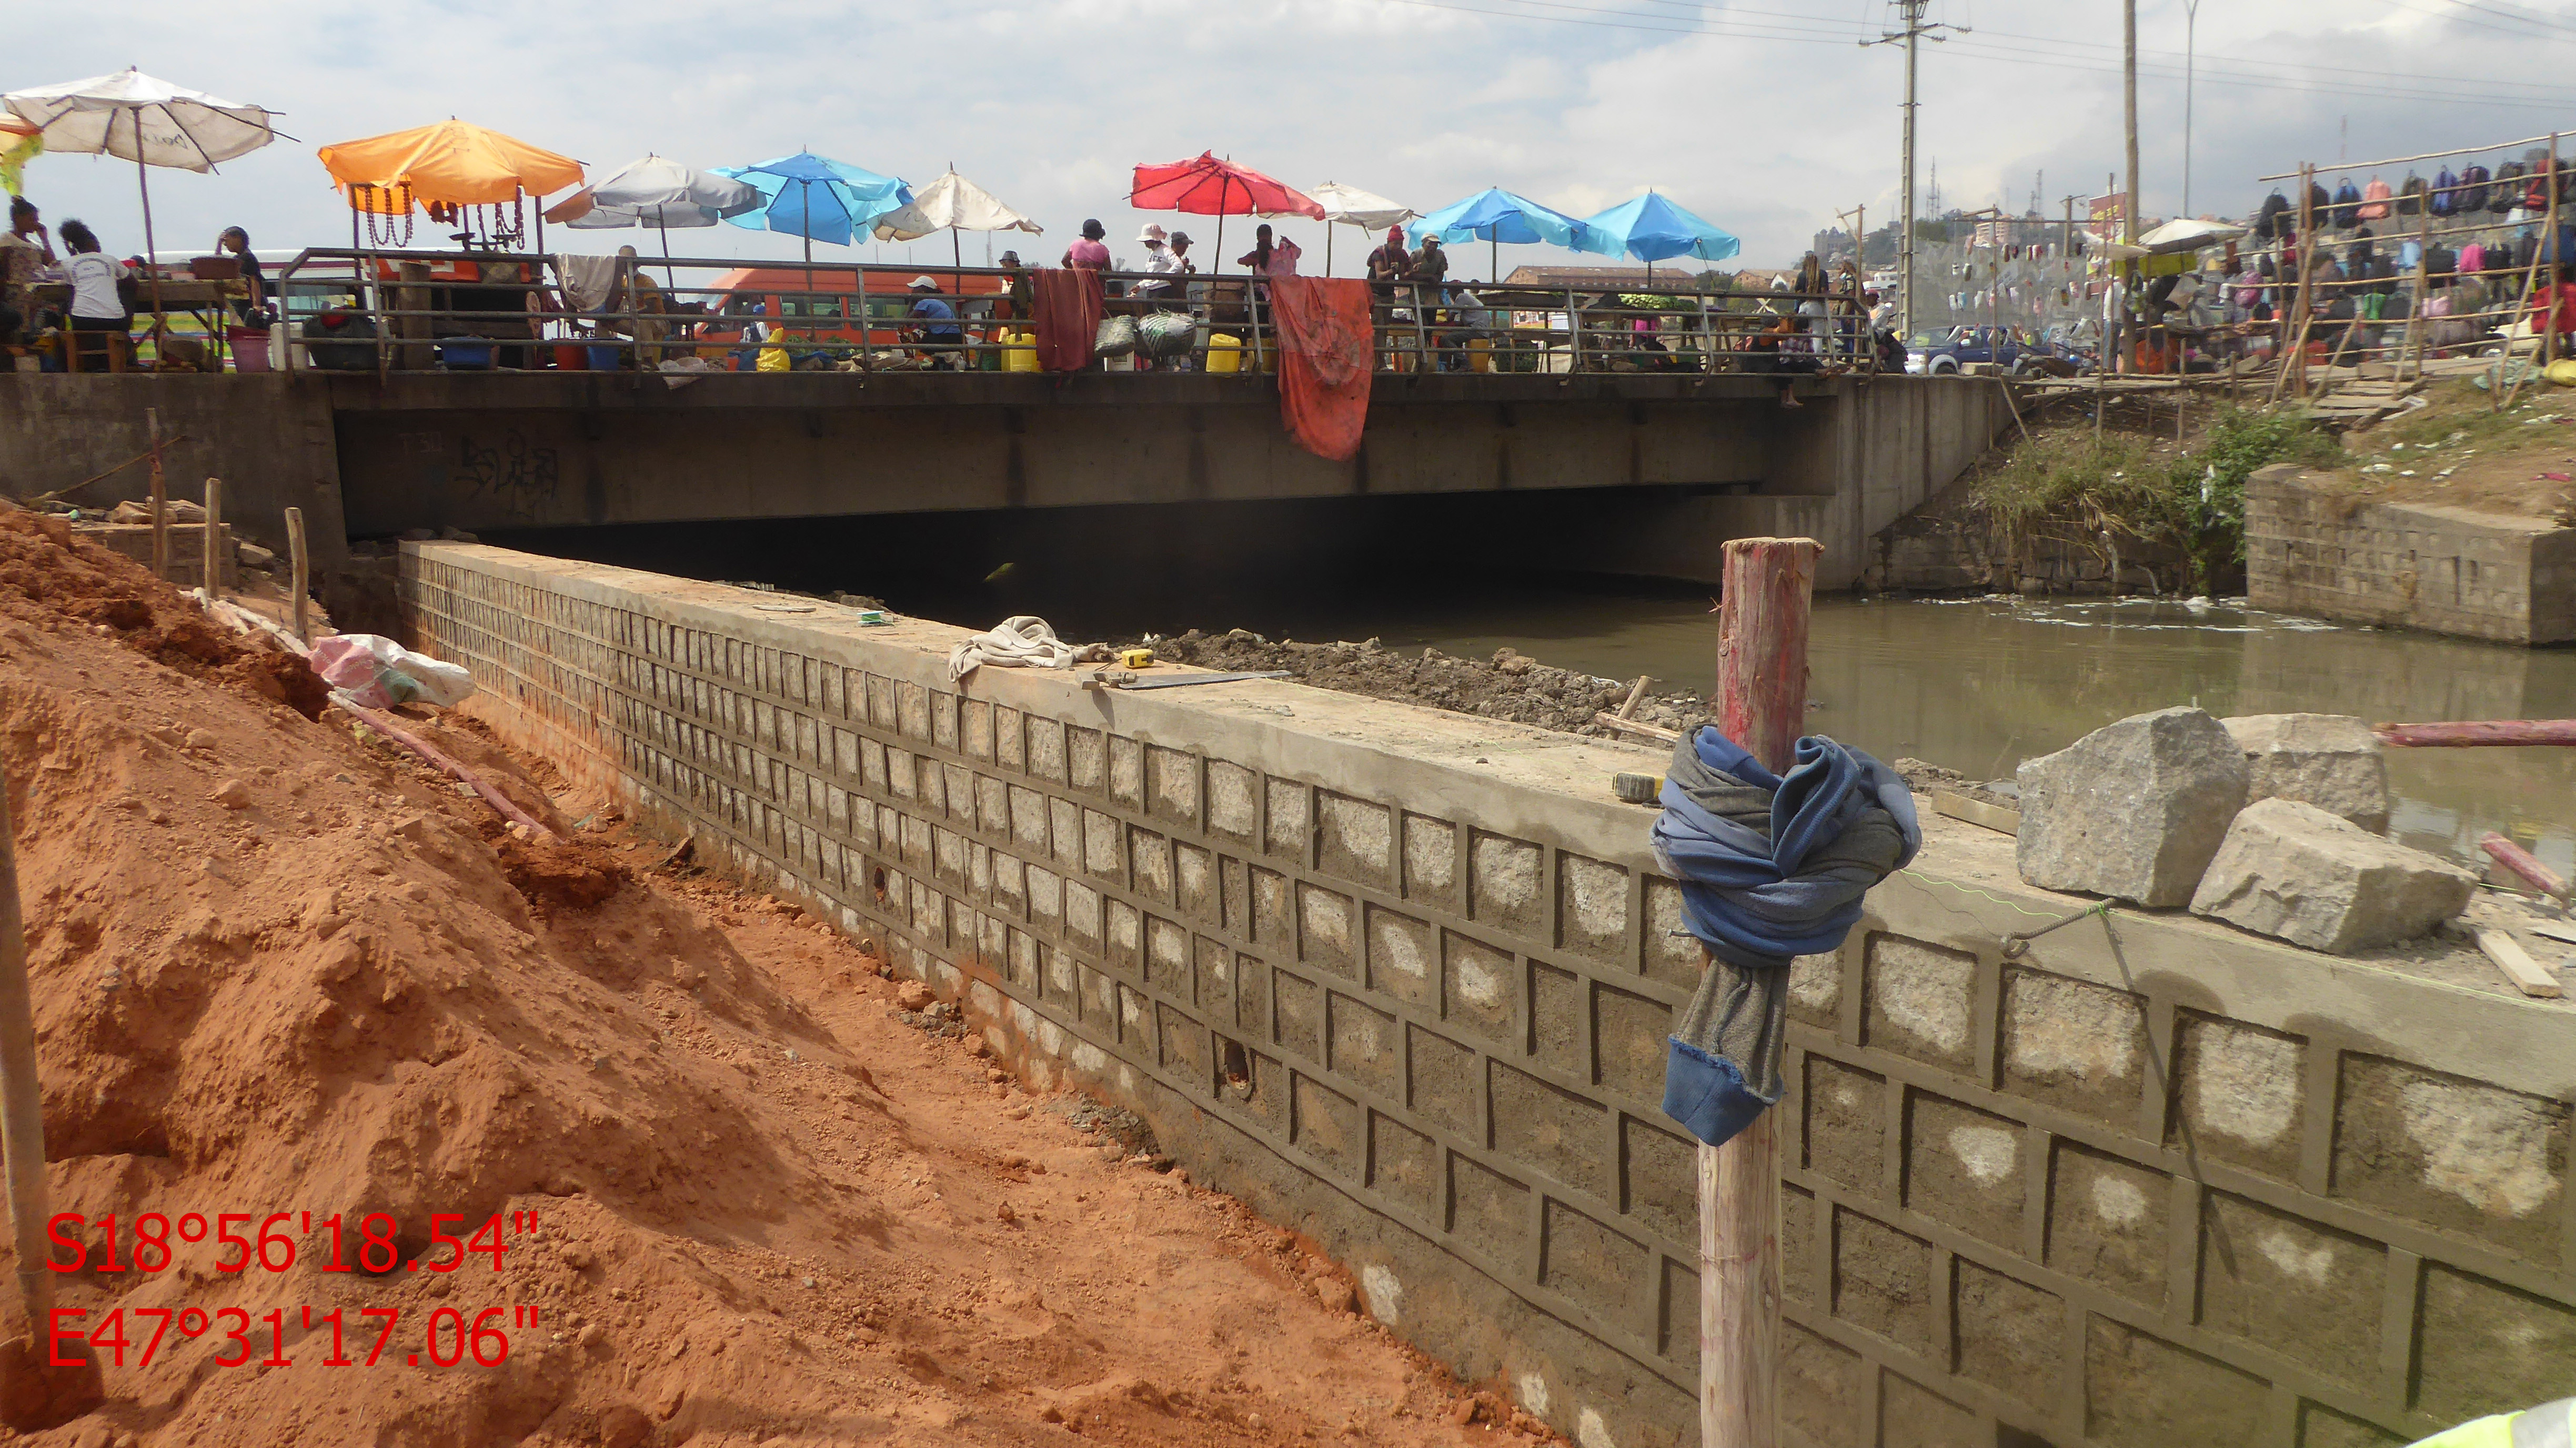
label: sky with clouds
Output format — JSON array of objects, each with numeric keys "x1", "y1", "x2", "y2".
[{"x1": 13, "y1": 0, "x2": 2576, "y2": 280}]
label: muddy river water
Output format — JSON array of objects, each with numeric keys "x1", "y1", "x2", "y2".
[{"x1": 1242, "y1": 589, "x2": 2576, "y2": 877}]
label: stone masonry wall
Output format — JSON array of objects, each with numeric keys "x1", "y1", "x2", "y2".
[
  {"x1": 2246, "y1": 463, "x2": 2576, "y2": 644},
  {"x1": 399, "y1": 542, "x2": 2576, "y2": 1448}
]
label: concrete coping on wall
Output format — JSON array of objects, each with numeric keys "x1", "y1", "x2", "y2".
[{"x1": 409, "y1": 540, "x2": 2576, "y2": 1110}]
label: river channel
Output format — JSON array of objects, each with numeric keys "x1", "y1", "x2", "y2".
[{"x1": 1193, "y1": 587, "x2": 2576, "y2": 878}]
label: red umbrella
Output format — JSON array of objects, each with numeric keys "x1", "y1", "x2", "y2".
[{"x1": 1130, "y1": 152, "x2": 1323, "y2": 274}]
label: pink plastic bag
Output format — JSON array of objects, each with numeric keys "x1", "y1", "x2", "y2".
[{"x1": 308, "y1": 634, "x2": 476, "y2": 710}]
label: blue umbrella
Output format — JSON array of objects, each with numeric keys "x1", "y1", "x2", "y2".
[
  {"x1": 714, "y1": 150, "x2": 911, "y2": 334},
  {"x1": 1584, "y1": 190, "x2": 1742, "y2": 269},
  {"x1": 1406, "y1": 186, "x2": 1616, "y2": 279}
]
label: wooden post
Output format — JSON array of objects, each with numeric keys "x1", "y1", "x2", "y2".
[
  {"x1": 2546, "y1": 134, "x2": 2562, "y2": 377},
  {"x1": 2403, "y1": 202, "x2": 2433, "y2": 381},
  {"x1": 145, "y1": 408, "x2": 168, "y2": 582},
  {"x1": 1700, "y1": 536, "x2": 1820, "y2": 1448},
  {"x1": 202, "y1": 478, "x2": 223, "y2": 600},
  {"x1": 285, "y1": 506, "x2": 310, "y2": 644}
]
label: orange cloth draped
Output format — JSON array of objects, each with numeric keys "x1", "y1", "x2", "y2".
[
  {"x1": 1267, "y1": 275, "x2": 1374, "y2": 461},
  {"x1": 1032, "y1": 267, "x2": 1103, "y2": 374}
]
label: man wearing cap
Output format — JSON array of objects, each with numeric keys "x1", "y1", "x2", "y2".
[{"x1": 903, "y1": 276, "x2": 963, "y2": 368}]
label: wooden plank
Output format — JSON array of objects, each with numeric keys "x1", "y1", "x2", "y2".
[
  {"x1": 1931, "y1": 789, "x2": 2021, "y2": 835},
  {"x1": 2529, "y1": 919, "x2": 2576, "y2": 948},
  {"x1": 1596, "y1": 711, "x2": 1680, "y2": 743},
  {"x1": 2473, "y1": 926, "x2": 2563, "y2": 999}
]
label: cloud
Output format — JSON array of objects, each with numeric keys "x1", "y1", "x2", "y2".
[{"x1": 8, "y1": 0, "x2": 2575, "y2": 275}]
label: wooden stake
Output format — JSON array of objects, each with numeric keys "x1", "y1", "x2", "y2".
[
  {"x1": 201, "y1": 479, "x2": 223, "y2": 600},
  {"x1": 1617, "y1": 676, "x2": 1654, "y2": 720},
  {"x1": 146, "y1": 408, "x2": 168, "y2": 582},
  {"x1": 285, "y1": 506, "x2": 310, "y2": 644},
  {"x1": 1700, "y1": 535, "x2": 1819, "y2": 1448}
]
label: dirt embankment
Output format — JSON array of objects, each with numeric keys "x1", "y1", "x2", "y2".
[
  {"x1": 1143, "y1": 629, "x2": 1707, "y2": 742},
  {"x1": 0, "y1": 520, "x2": 1549, "y2": 1447}
]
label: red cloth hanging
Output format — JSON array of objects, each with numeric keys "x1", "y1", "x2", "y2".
[
  {"x1": 1267, "y1": 275, "x2": 1374, "y2": 461},
  {"x1": 1031, "y1": 267, "x2": 1102, "y2": 373}
]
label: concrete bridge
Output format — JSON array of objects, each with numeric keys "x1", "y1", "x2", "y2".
[{"x1": 0, "y1": 371, "x2": 2009, "y2": 603}]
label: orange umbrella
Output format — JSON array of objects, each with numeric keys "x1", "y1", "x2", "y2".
[{"x1": 318, "y1": 119, "x2": 582, "y2": 213}]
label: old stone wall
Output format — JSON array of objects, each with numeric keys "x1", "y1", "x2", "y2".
[
  {"x1": 400, "y1": 541, "x2": 2576, "y2": 1448},
  {"x1": 2247, "y1": 464, "x2": 2576, "y2": 643}
]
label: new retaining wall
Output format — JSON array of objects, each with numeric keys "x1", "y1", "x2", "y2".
[
  {"x1": 2247, "y1": 464, "x2": 2576, "y2": 644},
  {"x1": 399, "y1": 541, "x2": 2576, "y2": 1447}
]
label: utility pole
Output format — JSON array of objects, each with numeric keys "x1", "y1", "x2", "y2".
[
  {"x1": 2181, "y1": 0, "x2": 2202, "y2": 218},
  {"x1": 1866, "y1": 0, "x2": 1967, "y2": 339},
  {"x1": 2121, "y1": 0, "x2": 2141, "y2": 374}
]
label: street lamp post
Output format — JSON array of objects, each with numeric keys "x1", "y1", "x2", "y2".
[{"x1": 2182, "y1": 0, "x2": 2202, "y2": 218}]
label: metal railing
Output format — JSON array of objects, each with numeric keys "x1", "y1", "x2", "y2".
[{"x1": 260, "y1": 247, "x2": 1892, "y2": 382}]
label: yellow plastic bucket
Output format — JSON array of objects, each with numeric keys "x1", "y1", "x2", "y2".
[
  {"x1": 1468, "y1": 337, "x2": 1494, "y2": 373},
  {"x1": 1002, "y1": 328, "x2": 1039, "y2": 374},
  {"x1": 1205, "y1": 333, "x2": 1242, "y2": 374}
]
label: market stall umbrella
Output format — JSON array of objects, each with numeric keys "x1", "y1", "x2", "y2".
[
  {"x1": 1130, "y1": 153, "x2": 1323, "y2": 274},
  {"x1": 1583, "y1": 190, "x2": 1741, "y2": 279},
  {"x1": 1407, "y1": 187, "x2": 1616, "y2": 281},
  {"x1": 870, "y1": 168, "x2": 1042, "y2": 268},
  {"x1": 543, "y1": 154, "x2": 759, "y2": 284},
  {"x1": 0, "y1": 117, "x2": 41, "y2": 197},
  {"x1": 2137, "y1": 216, "x2": 2248, "y2": 255},
  {"x1": 716, "y1": 152, "x2": 910, "y2": 316},
  {"x1": 1310, "y1": 181, "x2": 1415, "y2": 277},
  {"x1": 3, "y1": 67, "x2": 281, "y2": 324},
  {"x1": 319, "y1": 118, "x2": 583, "y2": 213}
]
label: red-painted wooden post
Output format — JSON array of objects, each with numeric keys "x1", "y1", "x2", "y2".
[
  {"x1": 1702, "y1": 536, "x2": 1820, "y2": 1448},
  {"x1": 2375, "y1": 720, "x2": 2576, "y2": 748},
  {"x1": 2482, "y1": 833, "x2": 2569, "y2": 899}
]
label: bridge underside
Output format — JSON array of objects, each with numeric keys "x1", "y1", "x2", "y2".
[{"x1": 0, "y1": 372, "x2": 2008, "y2": 592}]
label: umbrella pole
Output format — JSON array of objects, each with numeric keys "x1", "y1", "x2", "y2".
[
  {"x1": 660, "y1": 219, "x2": 677, "y2": 291},
  {"x1": 1326, "y1": 225, "x2": 1333, "y2": 278},
  {"x1": 135, "y1": 150, "x2": 168, "y2": 341}
]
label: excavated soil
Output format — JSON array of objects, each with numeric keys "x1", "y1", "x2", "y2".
[
  {"x1": 0, "y1": 525, "x2": 1553, "y2": 1446},
  {"x1": 1139, "y1": 629, "x2": 1708, "y2": 741}
]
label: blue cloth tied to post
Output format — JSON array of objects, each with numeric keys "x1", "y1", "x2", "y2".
[{"x1": 1651, "y1": 727, "x2": 1920, "y2": 1149}]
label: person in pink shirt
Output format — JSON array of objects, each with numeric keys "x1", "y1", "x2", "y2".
[
  {"x1": 1237, "y1": 223, "x2": 1302, "y2": 276},
  {"x1": 1062, "y1": 218, "x2": 1109, "y2": 271}
]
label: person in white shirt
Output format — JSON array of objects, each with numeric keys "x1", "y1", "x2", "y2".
[
  {"x1": 57, "y1": 219, "x2": 130, "y2": 335},
  {"x1": 1134, "y1": 224, "x2": 1181, "y2": 307}
]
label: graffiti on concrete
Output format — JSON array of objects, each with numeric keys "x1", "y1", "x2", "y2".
[{"x1": 455, "y1": 432, "x2": 561, "y2": 516}]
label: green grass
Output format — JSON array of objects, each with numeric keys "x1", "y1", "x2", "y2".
[{"x1": 1971, "y1": 407, "x2": 2341, "y2": 590}]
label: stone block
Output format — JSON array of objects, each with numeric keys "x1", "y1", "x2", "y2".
[
  {"x1": 1046, "y1": 797, "x2": 1081, "y2": 869},
  {"x1": 2045, "y1": 1141, "x2": 2168, "y2": 1306},
  {"x1": 1557, "y1": 853, "x2": 1628, "y2": 960},
  {"x1": 1232, "y1": 953, "x2": 1268, "y2": 1039},
  {"x1": 1365, "y1": 905, "x2": 1435, "y2": 1008},
  {"x1": 2197, "y1": 1193, "x2": 2381, "y2": 1381},
  {"x1": 1953, "y1": 1260, "x2": 2066, "y2": 1412},
  {"x1": 1250, "y1": 868, "x2": 1291, "y2": 949},
  {"x1": 1880, "y1": 1372, "x2": 1981, "y2": 1448},
  {"x1": 1206, "y1": 761, "x2": 1258, "y2": 843},
  {"x1": 2169, "y1": 1011, "x2": 2304, "y2": 1180},
  {"x1": 2222, "y1": 712, "x2": 2391, "y2": 833},
  {"x1": 1490, "y1": 1062, "x2": 1607, "y2": 1197},
  {"x1": 2190, "y1": 799, "x2": 2474, "y2": 953},
  {"x1": 2017, "y1": 706, "x2": 2250, "y2": 906},
  {"x1": 1593, "y1": 985, "x2": 1670, "y2": 1104},
  {"x1": 2082, "y1": 1317, "x2": 2268, "y2": 1448},
  {"x1": 1317, "y1": 791, "x2": 1395, "y2": 888},
  {"x1": 1265, "y1": 777, "x2": 1310, "y2": 860},
  {"x1": 1662, "y1": 1258, "x2": 1700, "y2": 1372},
  {"x1": 2417, "y1": 1264, "x2": 2576, "y2": 1425},
  {"x1": 1128, "y1": 825, "x2": 1172, "y2": 901},
  {"x1": 1642, "y1": 879, "x2": 1702, "y2": 991},
  {"x1": 1297, "y1": 883, "x2": 1357, "y2": 980},
  {"x1": 1291, "y1": 1072, "x2": 1362, "y2": 1176},
  {"x1": 1788, "y1": 951, "x2": 1842, "y2": 1029},
  {"x1": 2300, "y1": 1404, "x2": 2407, "y2": 1448},
  {"x1": 1903, "y1": 1090, "x2": 2025, "y2": 1249},
  {"x1": 1451, "y1": 1153, "x2": 1530, "y2": 1271},
  {"x1": 1327, "y1": 991, "x2": 1401, "y2": 1096},
  {"x1": 1175, "y1": 843, "x2": 1216, "y2": 924},
  {"x1": 1832, "y1": 1208, "x2": 1936, "y2": 1356},
  {"x1": 1370, "y1": 1112, "x2": 1440, "y2": 1216},
  {"x1": 1193, "y1": 936, "x2": 1233, "y2": 1019},
  {"x1": 2332, "y1": 1054, "x2": 2567, "y2": 1265},
  {"x1": 1539, "y1": 1198, "x2": 1648, "y2": 1326},
  {"x1": 1783, "y1": 1185, "x2": 1819, "y2": 1307},
  {"x1": 1803, "y1": 1057, "x2": 1886, "y2": 1195},
  {"x1": 1272, "y1": 970, "x2": 1323, "y2": 1062},
  {"x1": 1147, "y1": 746, "x2": 1200, "y2": 828},
  {"x1": 1622, "y1": 1114, "x2": 1697, "y2": 1245},
  {"x1": 1025, "y1": 716, "x2": 1067, "y2": 782},
  {"x1": 1864, "y1": 932, "x2": 1977, "y2": 1074},
  {"x1": 1108, "y1": 735, "x2": 1143, "y2": 809},
  {"x1": 1531, "y1": 963, "x2": 1582, "y2": 1075},
  {"x1": 1782, "y1": 1323, "x2": 1868, "y2": 1448},
  {"x1": 1470, "y1": 830, "x2": 1544, "y2": 932},
  {"x1": 1408, "y1": 1024, "x2": 1478, "y2": 1136},
  {"x1": 1442, "y1": 930, "x2": 1516, "y2": 1044},
  {"x1": 1402, "y1": 813, "x2": 1459, "y2": 911},
  {"x1": 2000, "y1": 967, "x2": 2148, "y2": 1123}
]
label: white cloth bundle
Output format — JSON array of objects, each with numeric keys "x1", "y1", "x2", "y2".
[{"x1": 948, "y1": 616, "x2": 1080, "y2": 682}]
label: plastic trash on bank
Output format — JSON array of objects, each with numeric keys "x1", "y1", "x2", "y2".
[{"x1": 309, "y1": 634, "x2": 477, "y2": 709}]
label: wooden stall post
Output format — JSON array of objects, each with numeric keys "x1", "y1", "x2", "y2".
[
  {"x1": 201, "y1": 478, "x2": 223, "y2": 601},
  {"x1": 1699, "y1": 536, "x2": 1822, "y2": 1448},
  {"x1": 2403, "y1": 200, "x2": 2433, "y2": 381},
  {"x1": 284, "y1": 506, "x2": 310, "y2": 644},
  {"x1": 145, "y1": 407, "x2": 168, "y2": 582}
]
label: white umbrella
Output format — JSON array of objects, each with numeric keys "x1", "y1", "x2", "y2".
[
  {"x1": 3, "y1": 67, "x2": 280, "y2": 324},
  {"x1": 2137, "y1": 216, "x2": 2250, "y2": 255},
  {"x1": 541, "y1": 154, "x2": 759, "y2": 284},
  {"x1": 870, "y1": 168, "x2": 1041, "y2": 267},
  {"x1": 1310, "y1": 181, "x2": 1415, "y2": 276}
]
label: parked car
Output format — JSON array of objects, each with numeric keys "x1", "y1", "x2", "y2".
[{"x1": 1906, "y1": 325, "x2": 2047, "y2": 375}]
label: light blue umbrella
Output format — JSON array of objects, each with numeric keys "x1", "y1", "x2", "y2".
[
  {"x1": 714, "y1": 150, "x2": 912, "y2": 328},
  {"x1": 1406, "y1": 187, "x2": 1616, "y2": 279},
  {"x1": 1584, "y1": 190, "x2": 1742, "y2": 272}
]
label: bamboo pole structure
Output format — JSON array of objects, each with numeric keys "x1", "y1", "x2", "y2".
[
  {"x1": 1699, "y1": 535, "x2": 1820, "y2": 1448},
  {"x1": 285, "y1": 506, "x2": 310, "y2": 644},
  {"x1": 145, "y1": 408, "x2": 168, "y2": 582},
  {"x1": 200, "y1": 478, "x2": 222, "y2": 600}
]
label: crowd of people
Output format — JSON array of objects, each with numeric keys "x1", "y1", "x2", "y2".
[{"x1": 0, "y1": 193, "x2": 275, "y2": 370}]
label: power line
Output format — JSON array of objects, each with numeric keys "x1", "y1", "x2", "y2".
[{"x1": 2434, "y1": 0, "x2": 2576, "y2": 38}]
